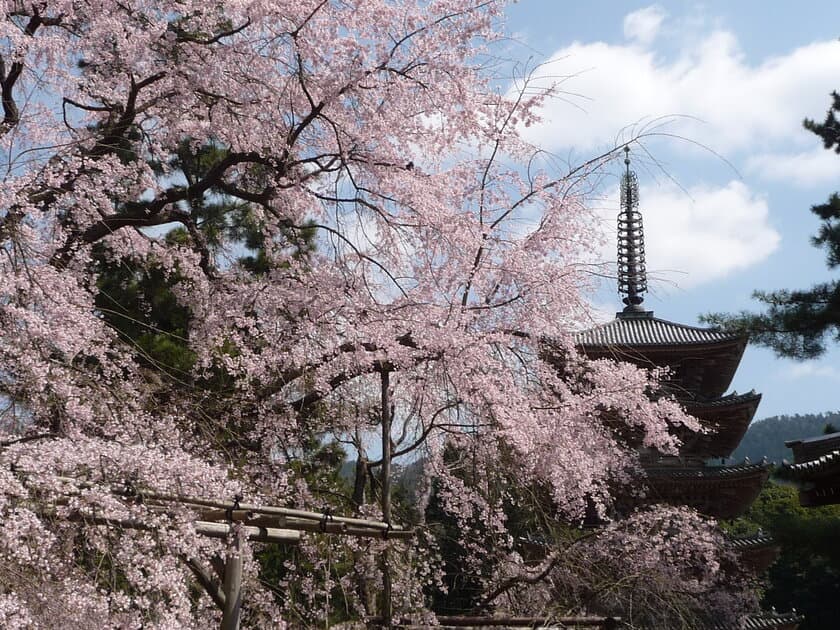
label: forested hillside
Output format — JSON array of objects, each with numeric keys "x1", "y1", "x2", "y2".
[{"x1": 730, "y1": 412, "x2": 840, "y2": 463}]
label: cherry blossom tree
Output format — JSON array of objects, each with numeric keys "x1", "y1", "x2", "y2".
[{"x1": 0, "y1": 1, "x2": 752, "y2": 626}]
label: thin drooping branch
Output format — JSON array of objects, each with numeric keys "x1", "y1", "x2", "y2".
[
  {"x1": 475, "y1": 531, "x2": 597, "y2": 612},
  {"x1": 368, "y1": 401, "x2": 462, "y2": 465}
]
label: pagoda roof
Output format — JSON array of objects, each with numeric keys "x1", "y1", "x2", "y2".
[
  {"x1": 678, "y1": 391, "x2": 762, "y2": 459},
  {"x1": 726, "y1": 531, "x2": 775, "y2": 551},
  {"x1": 645, "y1": 461, "x2": 769, "y2": 479},
  {"x1": 575, "y1": 312, "x2": 748, "y2": 399},
  {"x1": 575, "y1": 311, "x2": 743, "y2": 348},
  {"x1": 727, "y1": 532, "x2": 779, "y2": 573},
  {"x1": 644, "y1": 462, "x2": 770, "y2": 519},
  {"x1": 712, "y1": 611, "x2": 802, "y2": 630}
]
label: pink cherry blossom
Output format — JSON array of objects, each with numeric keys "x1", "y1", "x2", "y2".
[{"x1": 0, "y1": 1, "x2": 752, "y2": 625}]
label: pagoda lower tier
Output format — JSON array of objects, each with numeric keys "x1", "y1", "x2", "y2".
[
  {"x1": 726, "y1": 532, "x2": 780, "y2": 574},
  {"x1": 643, "y1": 462, "x2": 770, "y2": 519},
  {"x1": 712, "y1": 610, "x2": 802, "y2": 630},
  {"x1": 779, "y1": 433, "x2": 840, "y2": 507}
]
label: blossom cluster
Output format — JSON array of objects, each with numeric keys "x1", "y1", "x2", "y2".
[{"x1": 0, "y1": 1, "x2": 747, "y2": 625}]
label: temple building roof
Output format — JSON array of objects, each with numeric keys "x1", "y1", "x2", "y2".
[
  {"x1": 785, "y1": 431, "x2": 840, "y2": 463},
  {"x1": 778, "y1": 448, "x2": 840, "y2": 507},
  {"x1": 778, "y1": 432, "x2": 840, "y2": 506},
  {"x1": 782, "y1": 449, "x2": 840, "y2": 477}
]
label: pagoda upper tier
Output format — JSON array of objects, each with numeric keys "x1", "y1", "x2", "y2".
[{"x1": 576, "y1": 310, "x2": 748, "y2": 401}]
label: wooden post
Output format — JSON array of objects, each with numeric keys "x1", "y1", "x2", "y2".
[
  {"x1": 380, "y1": 369, "x2": 392, "y2": 628},
  {"x1": 221, "y1": 531, "x2": 243, "y2": 630}
]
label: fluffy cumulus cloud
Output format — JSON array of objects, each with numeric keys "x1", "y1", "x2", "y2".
[
  {"x1": 596, "y1": 180, "x2": 780, "y2": 289},
  {"x1": 510, "y1": 5, "x2": 840, "y2": 287},
  {"x1": 517, "y1": 13, "x2": 840, "y2": 154}
]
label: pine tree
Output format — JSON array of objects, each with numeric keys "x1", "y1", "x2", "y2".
[{"x1": 704, "y1": 92, "x2": 840, "y2": 359}]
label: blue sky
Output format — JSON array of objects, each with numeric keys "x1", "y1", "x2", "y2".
[{"x1": 501, "y1": 1, "x2": 840, "y2": 419}]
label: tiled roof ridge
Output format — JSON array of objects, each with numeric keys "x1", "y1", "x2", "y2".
[
  {"x1": 575, "y1": 314, "x2": 745, "y2": 347},
  {"x1": 644, "y1": 462, "x2": 771, "y2": 479},
  {"x1": 683, "y1": 391, "x2": 761, "y2": 408},
  {"x1": 780, "y1": 449, "x2": 840, "y2": 477},
  {"x1": 726, "y1": 531, "x2": 775, "y2": 549},
  {"x1": 785, "y1": 430, "x2": 840, "y2": 447}
]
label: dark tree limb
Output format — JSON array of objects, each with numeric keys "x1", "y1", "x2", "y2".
[
  {"x1": 0, "y1": 12, "x2": 61, "y2": 135},
  {"x1": 182, "y1": 555, "x2": 226, "y2": 610}
]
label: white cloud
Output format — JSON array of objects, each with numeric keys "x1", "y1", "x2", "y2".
[
  {"x1": 517, "y1": 20, "x2": 840, "y2": 154},
  {"x1": 623, "y1": 6, "x2": 666, "y2": 46},
  {"x1": 746, "y1": 147, "x2": 840, "y2": 188},
  {"x1": 596, "y1": 180, "x2": 779, "y2": 288}
]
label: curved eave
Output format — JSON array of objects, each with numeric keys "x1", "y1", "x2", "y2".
[
  {"x1": 727, "y1": 533, "x2": 780, "y2": 573},
  {"x1": 645, "y1": 462, "x2": 770, "y2": 479},
  {"x1": 644, "y1": 463, "x2": 770, "y2": 519},
  {"x1": 779, "y1": 449, "x2": 840, "y2": 481},
  {"x1": 726, "y1": 533, "x2": 775, "y2": 550},
  {"x1": 683, "y1": 391, "x2": 762, "y2": 414},
  {"x1": 679, "y1": 392, "x2": 762, "y2": 459}
]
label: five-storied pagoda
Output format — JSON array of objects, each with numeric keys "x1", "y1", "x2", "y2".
[{"x1": 575, "y1": 148, "x2": 800, "y2": 630}]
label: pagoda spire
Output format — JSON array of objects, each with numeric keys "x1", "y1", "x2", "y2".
[{"x1": 617, "y1": 146, "x2": 648, "y2": 313}]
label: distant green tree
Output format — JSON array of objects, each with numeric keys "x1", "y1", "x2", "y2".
[
  {"x1": 704, "y1": 92, "x2": 840, "y2": 359},
  {"x1": 730, "y1": 482, "x2": 840, "y2": 630}
]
